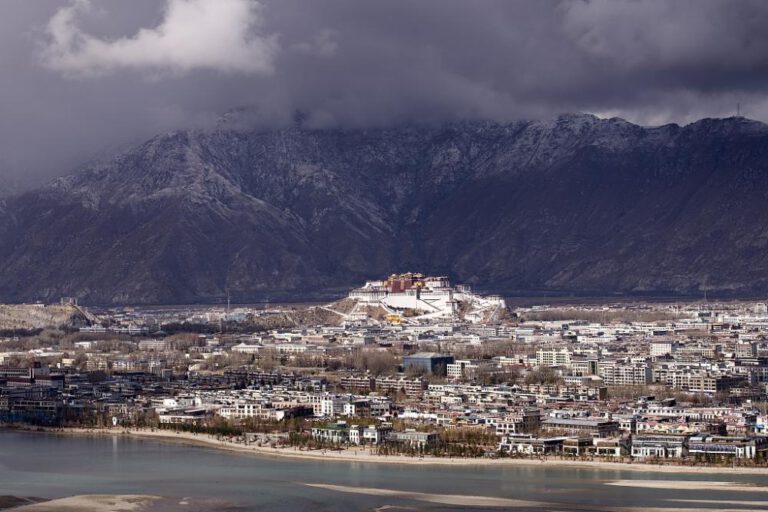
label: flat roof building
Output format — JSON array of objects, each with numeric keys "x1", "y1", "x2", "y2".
[{"x1": 403, "y1": 353, "x2": 455, "y2": 377}]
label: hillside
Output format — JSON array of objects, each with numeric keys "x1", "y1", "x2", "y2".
[
  {"x1": 0, "y1": 114, "x2": 767, "y2": 304},
  {"x1": 0, "y1": 304, "x2": 93, "y2": 331}
]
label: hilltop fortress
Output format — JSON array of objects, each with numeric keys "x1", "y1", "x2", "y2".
[{"x1": 348, "y1": 272, "x2": 505, "y2": 323}]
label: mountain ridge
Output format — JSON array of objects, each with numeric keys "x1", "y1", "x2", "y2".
[{"x1": 1, "y1": 114, "x2": 767, "y2": 304}]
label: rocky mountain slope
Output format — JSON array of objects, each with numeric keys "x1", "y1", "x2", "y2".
[
  {"x1": 0, "y1": 304, "x2": 92, "y2": 331},
  {"x1": 1, "y1": 114, "x2": 767, "y2": 304}
]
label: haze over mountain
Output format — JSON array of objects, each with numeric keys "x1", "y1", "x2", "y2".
[
  {"x1": 0, "y1": 172, "x2": 15, "y2": 199},
  {"x1": 0, "y1": 113, "x2": 766, "y2": 304},
  {"x1": 3, "y1": 1, "x2": 768, "y2": 187}
]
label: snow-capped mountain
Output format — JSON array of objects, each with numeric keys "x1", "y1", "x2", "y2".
[{"x1": 0, "y1": 114, "x2": 767, "y2": 304}]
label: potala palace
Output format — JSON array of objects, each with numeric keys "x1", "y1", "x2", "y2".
[{"x1": 347, "y1": 272, "x2": 506, "y2": 323}]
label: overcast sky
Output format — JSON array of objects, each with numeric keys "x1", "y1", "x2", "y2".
[{"x1": 1, "y1": 0, "x2": 767, "y2": 187}]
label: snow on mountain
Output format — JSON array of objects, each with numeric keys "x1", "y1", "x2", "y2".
[{"x1": 0, "y1": 114, "x2": 767, "y2": 304}]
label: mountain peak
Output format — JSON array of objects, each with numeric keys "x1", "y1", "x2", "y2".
[
  {"x1": 684, "y1": 116, "x2": 768, "y2": 135},
  {"x1": 555, "y1": 112, "x2": 601, "y2": 123}
]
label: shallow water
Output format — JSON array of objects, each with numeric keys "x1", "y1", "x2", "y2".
[{"x1": 1, "y1": 431, "x2": 766, "y2": 511}]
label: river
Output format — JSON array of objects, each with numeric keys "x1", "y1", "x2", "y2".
[{"x1": 1, "y1": 431, "x2": 767, "y2": 511}]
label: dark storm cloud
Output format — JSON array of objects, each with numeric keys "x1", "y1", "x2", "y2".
[{"x1": 1, "y1": 0, "x2": 767, "y2": 186}]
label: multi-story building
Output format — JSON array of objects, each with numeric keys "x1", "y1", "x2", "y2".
[
  {"x1": 650, "y1": 341, "x2": 679, "y2": 357},
  {"x1": 599, "y1": 363, "x2": 652, "y2": 386},
  {"x1": 541, "y1": 417, "x2": 619, "y2": 438},
  {"x1": 339, "y1": 375, "x2": 374, "y2": 392},
  {"x1": 688, "y1": 435, "x2": 768, "y2": 459},
  {"x1": 494, "y1": 408, "x2": 542, "y2": 436},
  {"x1": 311, "y1": 424, "x2": 349, "y2": 444},
  {"x1": 403, "y1": 353, "x2": 455, "y2": 376},
  {"x1": 536, "y1": 348, "x2": 572, "y2": 367},
  {"x1": 570, "y1": 359, "x2": 597, "y2": 376},
  {"x1": 664, "y1": 372, "x2": 744, "y2": 393},
  {"x1": 348, "y1": 424, "x2": 392, "y2": 445},
  {"x1": 219, "y1": 401, "x2": 283, "y2": 420},
  {"x1": 631, "y1": 434, "x2": 689, "y2": 459},
  {"x1": 735, "y1": 342, "x2": 758, "y2": 359},
  {"x1": 375, "y1": 376, "x2": 425, "y2": 397},
  {"x1": 138, "y1": 339, "x2": 171, "y2": 351},
  {"x1": 388, "y1": 429, "x2": 439, "y2": 447},
  {"x1": 446, "y1": 359, "x2": 491, "y2": 380},
  {"x1": 320, "y1": 397, "x2": 348, "y2": 417}
]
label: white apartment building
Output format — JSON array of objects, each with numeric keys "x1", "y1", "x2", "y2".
[
  {"x1": 598, "y1": 363, "x2": 652, "y2": 386},
  {"x1": 536, "y1": 347, "x2": 572, "y2": 366},
  {"x1": 650, "y1": 341, "x2": 678, "y2": 357},
  {"x1": 447, "y1": 359, "x2": 487, "y2": 380}
]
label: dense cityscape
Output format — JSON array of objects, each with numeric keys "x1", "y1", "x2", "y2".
[{"x1": 3, "y1": 273, "x2": 768, "y2": 466}]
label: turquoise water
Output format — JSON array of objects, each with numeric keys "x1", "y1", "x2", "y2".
[{"x1": 1, "y1": 431, "x2": 766, "y2": 511}]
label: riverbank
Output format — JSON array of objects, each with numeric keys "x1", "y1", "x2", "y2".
[
  {"x1": 6, "y1": 426, "x2": 768, "y2": 474},
  {"x1": 9, "y1": 495, "x2": 159, "y2": 512},
  {"x1": 0, "y1": 496, "x2": 44, "y2": 511}
]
